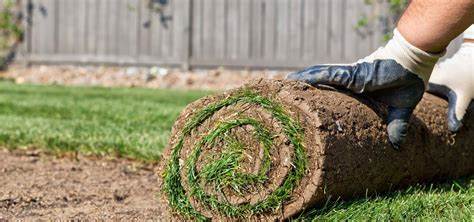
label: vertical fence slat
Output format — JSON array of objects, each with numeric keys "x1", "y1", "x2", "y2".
[
  {"x1": 96, "y1": 0, "x2": 107, "y2": 55},
  {"x1": 139, "y1": 0, "x2": 151, "y2": 57},
  {"x1": 275, "y1": 0, "x2": 289, "y2": 60},
  {"x1": 250, "y1": 0, "x2": 263, "y2": 59},
  {"x1": 150, "y1": 2, "x2": 163, "y2": 57},
  {"x1": 289, "y1": 0, "x2": 303, "y2": 59},
  {"x1": 62, "y1": 0, "x2": 74, "y2": 54},
  {"x1": 45, "y1": 0, "x2": 55, "y2": 54},
  {"x1": 344, "y1": 0, "x2": 357, "y2": 61},
  {"x1": 361, "y1": 1, "x2": 371, "y2": 57},
  {"x1": 214, "y1": 0, "x2": 226, "y2": 58},
  {"x1": 35, "y1": 0, "x2": 46, "y2": 54},
  {"x1": 315, "y1": 0, "x2": 329, "y2": 62},
  {"x1": 263, "y1": 0, "x2": 276, "y2": 60},
  {"x1": 202, "y1": 0, "x2": 214, "y2": 57},
  {"x1": 328, "y1": 0, "x2": 343, "y2": 61},
  {"x1": 160, "y1": 0, "x2": 173, "y2": 58},
  {"x1": 68, "y1": 0, "x2": 77, "y2": 54},
  {"x1": 227, "y1": 0, "x2": 239, "y2": 59},
  {"x1": 85, "y1": 0, "x2": 96, "y2": 55},
  {"x1": 191, "y1": 0, "x2": 202, "y2": 58},
  {"x1": 77, "y1": 0, "x2": 87, "y2": 54},
  {"x1": 173, "y1": 0, "x2": 186, "y2": 59},
  {"x1": 117, "y1": 0, "x2": 127, "y2": 56},
  {"x1": 238, "y1": 0, "x2": 250, "y2": 59},
  {"x1": 302, "y1": 0, "x2": 316, "y2": 61},
  {"x1": 106, "y1": 0, "x2": 117, "y2": 55},
  {"x1": 30, "y1": 0, "x2": 39, "y2": 54}
]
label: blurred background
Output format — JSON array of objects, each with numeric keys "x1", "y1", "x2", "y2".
[{"x1": 0, "y1": 0, "x2": 463, "y2": 90}]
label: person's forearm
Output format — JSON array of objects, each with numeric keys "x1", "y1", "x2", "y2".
[{"x1": 397, "y1": 0, "x2": 474, "y2": 53}]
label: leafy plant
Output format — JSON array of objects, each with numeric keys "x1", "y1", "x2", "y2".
[{"x1": 0, "y1": 0, "x2": 23, "y2": 70}]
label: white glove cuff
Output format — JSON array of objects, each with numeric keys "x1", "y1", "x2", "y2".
[
  {"x1": 386, "y1": 29, "x2": 446, "y2": 86},
  {"x1": 463, "y1": 24, "x2": 474, "y2": 40}
]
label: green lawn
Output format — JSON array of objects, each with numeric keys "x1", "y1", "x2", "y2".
[
  {"x1": 0, "y1": 81, "x2": 210, "y2": 161},
  {"x1": 0, "y1": 81, "x2": 472, "y2": 220}
]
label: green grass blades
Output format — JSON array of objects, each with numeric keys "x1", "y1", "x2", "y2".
[
  {"x1": 0, "y1": 81, "x2": 210, "y2": 161},
  {"x1": 295, "y1": 177, "x2": 473, "y2": 221},
  {"x1": 199, "y1": 134, "x2": 268, "y2": 195},
  {"x1": 163, "y1": 90, "x2": 307, "y2": 220}
]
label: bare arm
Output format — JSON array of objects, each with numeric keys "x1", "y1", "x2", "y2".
[{"x1": 398, "y1": 0, "x2": 474, "y2": 53}]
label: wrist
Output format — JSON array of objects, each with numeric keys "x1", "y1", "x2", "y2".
[
  {"x1": 387, "y1": 29, "x2": 445, "y2": 85},
  {"x1": 463, "y1": 25, "x2": 474, "y2": 40}
]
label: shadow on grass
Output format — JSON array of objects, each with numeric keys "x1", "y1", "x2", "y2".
[{"x1": 293, "y1": 176, "x2": 473, "y2": 221}]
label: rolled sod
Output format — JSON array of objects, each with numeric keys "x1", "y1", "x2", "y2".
[{"x1": 160, "y1": 79, "x2": 474, "y2": 221}]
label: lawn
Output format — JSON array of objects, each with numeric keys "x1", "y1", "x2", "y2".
[
  {"x1": 0, "y1": 81, "x2": 210, "y2": 161},
  {"x1": 0, "y1": 81, "x2": 472, "y2": 220}
]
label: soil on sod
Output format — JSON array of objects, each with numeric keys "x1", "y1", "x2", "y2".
[{"x1": 0, "y1": 148, "x2": 169, "y2": 220}]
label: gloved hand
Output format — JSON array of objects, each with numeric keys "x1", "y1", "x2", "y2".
[
  {"x1": 428, "y1": 41, "x2": 473, "y2": 132},
  {"x1": 287, "y1": 29, "x2": 445, "y2": 149}
]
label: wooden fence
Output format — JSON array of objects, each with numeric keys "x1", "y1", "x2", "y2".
[{"x1": 22, "y1": 0, "x2": 393, "y2": 69}]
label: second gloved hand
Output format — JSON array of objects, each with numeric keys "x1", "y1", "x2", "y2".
[
  {"x1": 428, "y1": 40, "x2": 473, "y2": 132},
  {"x1": 287, "y1": 29, "x2": 445, "y2": 149}
]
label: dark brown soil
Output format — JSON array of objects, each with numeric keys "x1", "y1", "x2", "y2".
[
  {"x1": 0, "y1": 149, "x2": 169, "y2": 221},
  {"x1": 162, "y1": 79, "x2": 474, "y2": 221}
]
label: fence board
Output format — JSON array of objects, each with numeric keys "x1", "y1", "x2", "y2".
[
  {"x1": 85, "y1": 0, "x2": 96, "y2": 54},
  {"x1": 302, "y1": 0, "x2": 316, "y2": 60},
  {"x1": 202, "y1": 0, "x2": 214, "y2": 57},
  {"x1": 227, "y1": 0, "x2": 239, "y2": 59},
  {"x1": 238, "y1": 0, "x2": 250, "y2": 59},
  {"x1": 161, "y1": 0, "x2": 173, "y2": 57},
  {"x1": 214, "y1": 0, "x2": 225, "y2": 58},
  {"x1": 263, "y1": 0, "x2": 276, "y2": 60},
  {"x1": 96, "y1": 0, "x2": 107, "y2": 55},
  {"x1": 191, "y1": 0, "x2": 202, "y2": 58},
  {"x1": 173, "y1": 0, "x2": 190, "y2": 60},
  {"x1": 288, "y1": 0, "x2": 302, "y2": 58},
  {"x1": 275, "y1": 0, "x2": 289, "y2": 60},
  {"x1": 249, "y1": 0, "x2": 262, "y2": 59}
]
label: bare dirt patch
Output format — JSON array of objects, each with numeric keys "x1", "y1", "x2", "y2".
[
  {"x1": 0, "y1": 65, "x2": 288, "y2": 90},
  {"x1": 0, "y1": 149, "x2": 168, "y2": 220}
]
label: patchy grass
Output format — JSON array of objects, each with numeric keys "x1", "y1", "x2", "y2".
[
  {"x1": 0, "y1": 81, "x2": 210, "y2": 161},
  {"x1": 0, "y1": 81, "x2": 472, "y2": 220}
]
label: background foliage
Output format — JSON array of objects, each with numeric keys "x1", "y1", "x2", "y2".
[
  {"x1": 0, "y1": 0, "x2": 23, "y2": 70},
  {"x1": 357, "y1": 0, "x2": 409, "y2": 41}
]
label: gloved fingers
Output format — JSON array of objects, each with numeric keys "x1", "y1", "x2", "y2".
[
  {"x1": 386, "y1": 107, "x2": 413, "y2": 150},
  {"x1": 286, "y1": 65, "x2": 354, "y2": 89},
  {"x1": 448, "y1": 93, "x2": 471, "y2": 132},
  {"x1": 428, "y1": 83, "x2": 469, "y2": 132}
]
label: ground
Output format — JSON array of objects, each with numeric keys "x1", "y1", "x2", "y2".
[
  {"x1": 0, "y1": 149, "x2": 166, "y2": 220},
  {"x1": 0, "y1": 78, "x2": 472, "y2": 220},
  {"x1": 0, "y1": 65, "x2": 287, "y2": 90}
]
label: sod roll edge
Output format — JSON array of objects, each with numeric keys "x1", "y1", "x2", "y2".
[{"x1": 159, "y1": 79, "x2": 474, "y2": 221}]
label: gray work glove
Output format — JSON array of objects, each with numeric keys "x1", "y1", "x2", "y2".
[{"x1": 287, "y1": 29, "x2": 445, "y2": 149}]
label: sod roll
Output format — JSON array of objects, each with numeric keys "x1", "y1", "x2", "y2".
[{"x1": 161, "y1": 79, "x2": 474, "y2": 221}]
